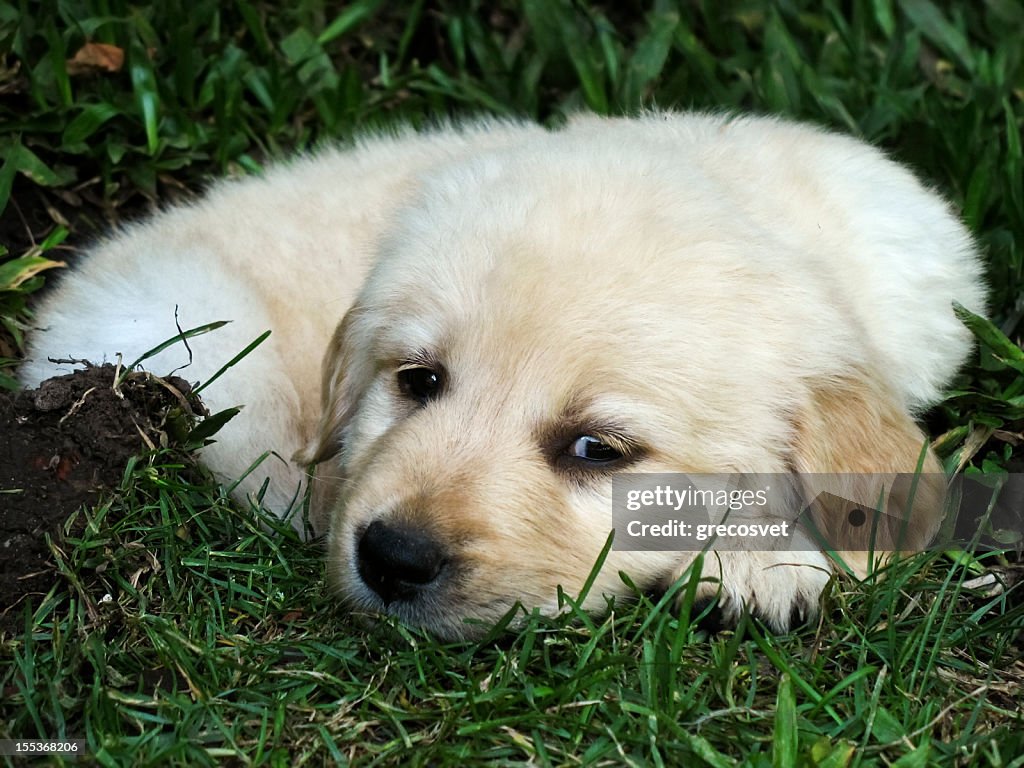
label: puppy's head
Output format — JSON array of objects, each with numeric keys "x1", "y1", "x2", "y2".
[{"x1": 299, "y1": 148, "x2": 943, "y2": 638}]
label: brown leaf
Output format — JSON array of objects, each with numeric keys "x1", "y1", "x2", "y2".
[{"x1": 66, "y1": 42, "x2": 124, "y2": 75}]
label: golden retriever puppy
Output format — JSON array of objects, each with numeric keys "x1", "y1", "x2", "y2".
[{"x1": 20, "y1": 112, "x2": 986, "y2": 638}]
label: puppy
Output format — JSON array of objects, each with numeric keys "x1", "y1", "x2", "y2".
[{"x1": 20, "y1": 112, "x2": 986, "y2": 638}]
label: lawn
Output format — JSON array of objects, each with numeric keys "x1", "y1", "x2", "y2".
[{"x1": 1, "y1": 1, "x2": 1023, "y2": 765}]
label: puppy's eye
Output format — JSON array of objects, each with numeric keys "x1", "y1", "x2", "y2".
[
  {"x1": 567, "y1": 435, "x2": 623, "y2": 464},
  {"x1": 397, "y1": 366, "x2": 445, "y2": 404}
]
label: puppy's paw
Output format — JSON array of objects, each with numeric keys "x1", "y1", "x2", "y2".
[{"x1": 678, "y1": 550, "x2": 832, "y2": 632}]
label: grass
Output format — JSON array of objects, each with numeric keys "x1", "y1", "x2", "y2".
[
  {"x1": 1, "y1": 0, "x2": 1023, "y2": 765},
  {"x1": 4, "y1": 466, "x2": 1023, "y2": 765}
]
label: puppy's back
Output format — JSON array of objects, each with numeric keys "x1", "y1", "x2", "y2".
[{"x1": 566, "y1": 111, "x2": 986, "y2": 412}]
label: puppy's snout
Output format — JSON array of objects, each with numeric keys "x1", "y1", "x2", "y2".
[{"x1": 357, "y1": 520, "x2": 447, "y2": 603}]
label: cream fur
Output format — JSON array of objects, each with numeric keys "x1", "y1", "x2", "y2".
[{"x1": 21, "y1": 111, "x2": 986, "y2": 638}]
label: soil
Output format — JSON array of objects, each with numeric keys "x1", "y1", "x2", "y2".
[{"x1": 0, "y1": 364, "x2": 201, "y2": 634}]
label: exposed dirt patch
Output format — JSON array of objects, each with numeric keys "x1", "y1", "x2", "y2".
[{"x1": 0, "y1": 364, "x2": 201, "y2": 634}]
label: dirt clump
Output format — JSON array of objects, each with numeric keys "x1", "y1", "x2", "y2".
[{"x1": 0, "y1": 364, "x2": 201, "y2": 633}]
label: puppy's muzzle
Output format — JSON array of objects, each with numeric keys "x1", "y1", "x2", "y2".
[{"x1": 356, "y1": 520, "x2": 448, "y2": 603}]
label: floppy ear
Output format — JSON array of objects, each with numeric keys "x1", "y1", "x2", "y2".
[
  {"x1": 791, "y1": 373, "x2": 946, "y2": 576},
  {"x1": 293, "y1": 307, "x2": 370, "y2": 532}
]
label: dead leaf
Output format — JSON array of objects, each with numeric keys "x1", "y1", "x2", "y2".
[
  {"x1": 66, "y1": 42, "x2": 124, "y2": 75},
  {"x1": 993, "y1": 429, "x2": 1023, "y2": 446}
]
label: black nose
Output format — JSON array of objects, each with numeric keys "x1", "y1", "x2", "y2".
[{"x1": 357, "y1": 520, "x2": 447, "y2": 603}]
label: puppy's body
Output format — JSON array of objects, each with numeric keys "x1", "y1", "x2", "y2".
[{"x1": 21, "y1": 112, "x2": 986, "y2": 637}]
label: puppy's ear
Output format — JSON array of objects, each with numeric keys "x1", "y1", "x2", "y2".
[
  {"x1": 294, "y1": 307, "x2": 367, "y2": 468},
  {"x1": 293, "y1": 308, "x2": 374, "y2": 534},
  {"x1": 790, "y1": 374, "x2": 945, "y2": 576}
]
